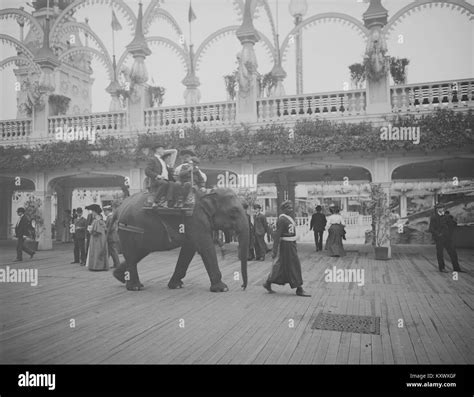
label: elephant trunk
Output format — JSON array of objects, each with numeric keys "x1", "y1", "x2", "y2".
[{"x1": 237, "y1": 223, "x2": 249, "y2": 290}]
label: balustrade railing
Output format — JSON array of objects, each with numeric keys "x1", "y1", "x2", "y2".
[
  {"x1": 144, "y1": 101, "x2": 236, "y2": 131},
  {"x1": 1, "y1": 79, "x2": 473, "y2": 144},
  {"x1": 257, "y1": 89, "x2": 366, "y2": 122},
  {"x1": 391, "y1": 78, "x2": 474, "y2": 113},
  {"x1": 0, "y1": 119, "x2": 31, "y2": 141},
  {"x1": 48, "y1": 111, "x2": 127, "y2": 138}
]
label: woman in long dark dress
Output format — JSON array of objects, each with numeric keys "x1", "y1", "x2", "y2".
[
  {"x1": 85, "y1": 204, "x2": 109, "y2": 271},
  {"x1": 325, "y1": 206, "x2": 346, "y2": 257},
  {"x1": 263, "y1": 200, "x2": 310, "y2": 297}
]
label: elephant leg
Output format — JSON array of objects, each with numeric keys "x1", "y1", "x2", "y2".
[
  {"x1": 113, "y1": 260, "x2": 128, "y2": 283},
  {"x1": 168, "y1": 241, "x2": 196, "y2": 289},
  {"x1": 121, "y1": 236, "x2": 148, "y2": 291},
  {"x1": 198, "y1": 242, "x2": 228, "y2": 292}
]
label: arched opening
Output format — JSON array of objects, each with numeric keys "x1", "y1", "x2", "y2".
[
  {"x1": 258, "y1": 163, "x2": 373, "y2": 243},
  {"x1": 0, "y1": 176, "x2": 35, "y2": 240},
  {"x1": 48, "y1": 172, "x2": 129, "y2": 243},
  {"x1": 390, "y1": 158, "x2": 474, "y2": 246}
]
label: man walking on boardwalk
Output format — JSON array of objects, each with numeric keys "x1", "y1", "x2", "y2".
[
  {"x1": 253, "y1": 203, "x2": 271, "y2": 261},
  {"x1": 310, "y1": 205, "x2": 327, "y2": 252},
  {"x1": 428, "y1": 203, "x2": 465, "y2": 274},
  {"x1": 263, "y1": 200, "x2": 311, "y2": 297}
]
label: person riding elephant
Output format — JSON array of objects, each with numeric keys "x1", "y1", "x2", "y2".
[
  {"x1": 110, "y1": 188, "x2": 249, "y2": 292},
  {"x1": 145, "y1": 144, "x2": 171, "y2": 208},
  {"x1": 174, "y1": 150, "x2": 207, "y2": 206}
]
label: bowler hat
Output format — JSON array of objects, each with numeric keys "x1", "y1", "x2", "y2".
[
  {"x1": 150, "y1": 143, "x2": 165, "y2": 151},
  {"x1": 253, "y1": 204, "x2": 262, "y2": 210},
  {"x1": 17, "y1": 207, "x2": 25, "y2": 214},
  {"x1": 180, "y1": 149, "x2": 196, "y2": 157},
  {"x1": 189, "y1": 156, "x2": 200, "y2": 165}
]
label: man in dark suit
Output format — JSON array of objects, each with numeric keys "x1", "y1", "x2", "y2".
[
  {"x1": 85, "y1": 208, "x2": 94, "y2": 253},
  {"x1": 253, "y1": 204, "x2": 271, "y2": 261},
  {"x1": 428, "y1": 203, "x2": 464, "y2": 273},
  {"x1": 241, "y1": 203, "x2": 255, "y2": 260},
  {"x1": 14, "y1": 207, "x2": 35, "y2": 262},
  {"x1": 71, "y1": 207, "x2": 87, "y2": 265},
  {"x1": 162, "y1": 151, "x2": 181, "y2": 207},
  {"x1": 310, "y1": 205, "x2": 327, "y2": 252},
  {"x1": 104, "y1": 205, "x2": 120, "y2": 268}
]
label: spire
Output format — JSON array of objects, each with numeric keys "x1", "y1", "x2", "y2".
[
  {"x1": 181, "y1": 44, "x2": 200, "y2": 88},
  {"x1": 182, "y1": 44, "x2": 201, "y2": 105},
  {"x1": 236, "y1": 0, "x2": 260, "y2": 45},
  {"x1": 126, "y1": 2, "x2": 151, "y2": 57},
  {"x1": 271, "y1": 34, "x2": 286, "y2": 80},
  {"x1": 34, "y1": 15, "x2": 60, "y2": 69},
  {"x1": 363, "y1": 0, "x2": 388, "y2": 29}
]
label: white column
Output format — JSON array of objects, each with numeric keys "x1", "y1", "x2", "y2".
[
  {"x1": 400, "y1": 193, "x2": 407, "y2": 217},
  {"x1": 37, "y1": 191, "x2": 53, "y2": 250}
]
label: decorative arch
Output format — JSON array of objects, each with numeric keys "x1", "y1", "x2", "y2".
[
  {"x1": 143, "y1": 4, "x2": 184, "y2": 37},
  {"x1": 59, "y1": 47, "x2": 113, "y2": 80},
  {"x1": 194, "y1": 25, "x2": 276, "y2": 72},
  {"x1": 0, "y1": 34, "x2": 36, "y2": 63},
  {"x1": 0, "y1": 56, "x2": 40, "y2": 73},
  {"x1": 0, "y1": 8, "x2": 44, "y2": 41},
  {"x1": 50, "y1": 0, "x2": 137, "y2": 41},
  {"x1": 51, "y1": 21, "x2": 112, "y2": 65},
  {"x1": 280, "y1": 13, "x2": 369, "y2": 63},
  {"x1": 384, "y1": 0, "x2": 474, "y2": 38},
  {"x1": 117, "y1": 36, "x2": 189, "y2": 74},
  {"x1": 390, "y1": 155, "x2": 474, "y2": 179}
]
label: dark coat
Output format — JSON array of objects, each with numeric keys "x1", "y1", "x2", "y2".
[
  {"x1": 310, "y1": 213, "x2": 327, "y2": 232},
  {"x1": 268, "y1": 214, "x2": 303, "y2": 288},
  {"x1": 429, "y1": 213, "x2": 455, "y2": 240},
  {"x1": 166, "y1": 166, "x2": 176, "y2": 182},
  {"x1": 145, "y1": 155, "x2": 164, "y2": 180},
  {"x1": 105, "y1": 213, "x2": 120, "y2": 243},
  {"x1": 254, "y1": 213, "x2": 270, "y2": 236},
  {"x1": 15, "y1": 215, "x2": 34, "y2": 239},
  {"x1": 73, "y1": 216, "x2": 88, "y2": 239}
]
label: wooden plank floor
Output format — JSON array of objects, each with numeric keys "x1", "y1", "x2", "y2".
[{"x1": 1, "y1": 242, "x2": 473, "y2": 364}]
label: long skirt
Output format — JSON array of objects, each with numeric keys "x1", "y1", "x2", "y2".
[
  {"x1": 86, "y1": 233, "x2": 109, "y2": 271},
  {"x1": 325, "y1": 224, "x2": 346, "y2": 257},
  {"x1": 267, "y1": 241, "x2": 303, "y2": 289}
]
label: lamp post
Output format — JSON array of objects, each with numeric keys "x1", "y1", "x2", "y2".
[
  {"x1": 34, "y1": 1, "x2": 59, "y2": 94},
  {"x1": 289, "y1": 0, "x2": 307, "y2": 95}
]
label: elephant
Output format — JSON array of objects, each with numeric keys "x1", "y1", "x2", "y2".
[{"x1": 110, "y1": 188, "x2": 249, "y2": 292}]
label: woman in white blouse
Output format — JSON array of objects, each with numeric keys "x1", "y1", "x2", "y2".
[
  {"x1": 325, "y1": 206, "x2": 346, "y2": 257},
  {"x1": 326, "y1": 206, "x2": 345, "y2": 228}
]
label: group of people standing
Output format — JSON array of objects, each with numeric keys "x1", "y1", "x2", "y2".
[
  {"x1": 70, "y1": 204, "x2": 120, "y2": 271},
  {"x1": 310, "y1": 205, "x2": 346, "y2": 257}
]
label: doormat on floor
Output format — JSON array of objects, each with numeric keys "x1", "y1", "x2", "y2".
[{"x1": 311, "y1": 312, "x2": 380, "y2": 335}]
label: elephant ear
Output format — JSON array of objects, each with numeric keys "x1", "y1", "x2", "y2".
[{"x1": 198, "y1": 193, "x2": 218, "y2": 225}]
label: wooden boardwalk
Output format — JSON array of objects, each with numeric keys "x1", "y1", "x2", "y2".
[{"x1": 1, "y1": 242, "x2": 473, "y2": 364}]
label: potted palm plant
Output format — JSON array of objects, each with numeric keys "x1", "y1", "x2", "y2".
[
  {"x1": 367, "y1": 183, "x2": 391, "y2": 260},
  {"x1": 23, "y1": 195, "x2": 44, "y2": 251}
]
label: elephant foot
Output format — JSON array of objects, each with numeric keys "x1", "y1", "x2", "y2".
[
  {"x1": 113, "y1": 268, "x2": 126, "y2": 284},
  {"x1": 210, "y1": 281, "x2": 229, "y2": 293},
  {"x1": 126, "y1": 280, "x2": 144, "y2": 291},
  {"x1": 168, "y1": 279, "x2": 184, "y2": 289}
]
